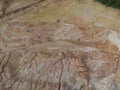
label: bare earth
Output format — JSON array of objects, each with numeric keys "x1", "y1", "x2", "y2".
[{"x1": 0, "y1": 0, "x2": 120, "y2": 90}]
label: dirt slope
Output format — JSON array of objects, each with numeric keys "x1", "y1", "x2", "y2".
[{"x1": 0, "y1": 0, "x2": 120, "y2": 90}]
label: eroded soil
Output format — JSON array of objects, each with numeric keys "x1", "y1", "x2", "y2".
[{"x1": 0, "y1": 0, "x2": 120, "y2": 90}]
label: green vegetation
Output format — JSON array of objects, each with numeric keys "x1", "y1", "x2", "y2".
[{"x1": 97, "y1": 0, "x2": 120, "y2": 9}]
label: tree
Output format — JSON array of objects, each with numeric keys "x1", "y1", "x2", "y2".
[{"x1": 97, "y1": 0, "x2": 120, "y2": 9}]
